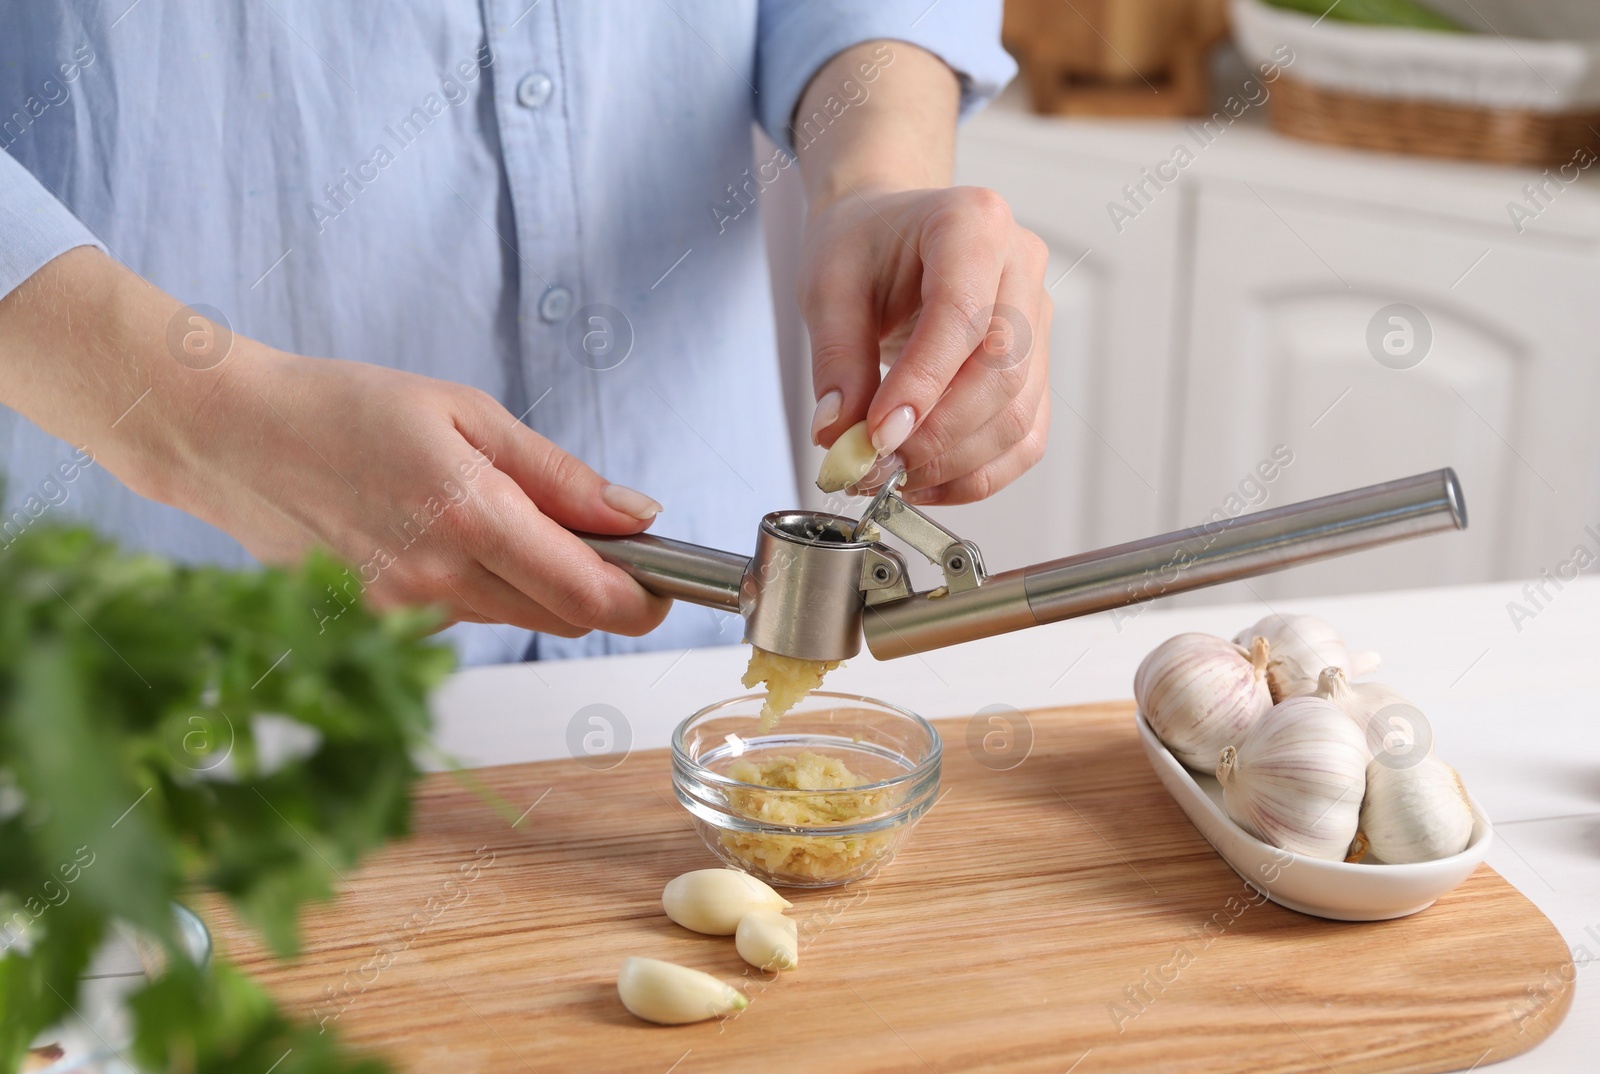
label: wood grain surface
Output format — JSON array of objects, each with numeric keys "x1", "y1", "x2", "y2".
[{"x1": 201, "y1": 702, "x2": 1574, "y2": 1074}]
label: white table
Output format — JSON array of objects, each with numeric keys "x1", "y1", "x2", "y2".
[{"x1": 430, "y1": 579, "x2": 1600, "y2": 1072}]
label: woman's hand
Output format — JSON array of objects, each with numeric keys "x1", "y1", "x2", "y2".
[
  {"x1": 0, "y1": 248, "x2": 671, "y2": 638},
  {"x1": 800, "y1": 184, "x2": 1051, "y2": 505},
  {"x1": 793, "y1": 41, "x2": 1051, "y2": 506},
  {"x1": 175, "y1": 350, "x2": 672, "y2": 637}
]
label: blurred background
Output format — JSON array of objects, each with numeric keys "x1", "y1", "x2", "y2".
[{"x1": 768, "y1": 0, "x2": 1600, "y2": 607}]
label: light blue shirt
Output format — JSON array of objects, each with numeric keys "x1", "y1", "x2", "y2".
[{"x1": 0, "y1": 1, "x2": 1013, "y2": 665}]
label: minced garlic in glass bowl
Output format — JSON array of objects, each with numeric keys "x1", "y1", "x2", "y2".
[
  {"x1": 721, "y1": 752, "x2": 901, "y2": 882},
  {"x1": 671, "y1": 692, "x2": 942, "y2": 888}
]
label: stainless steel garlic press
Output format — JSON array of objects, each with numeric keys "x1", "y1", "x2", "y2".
[{"x1": 578, "y1": 468, "x2": 1466, "y2": 662}]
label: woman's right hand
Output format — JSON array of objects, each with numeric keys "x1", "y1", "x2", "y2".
[{"x1": 0, "y1": 248, "x2": 671, "y2": 638}]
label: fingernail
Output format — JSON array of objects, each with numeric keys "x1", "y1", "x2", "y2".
[
  {"x1": 857, "y1": 453, "x2": 903, "y2": 491},
  {"x1": 601, "y1": 483, "x2": 663, "y2": 520},
  {"x1": 810, "y1": 389, "x2": 842, "y2": 446},
  {"x1": 904, "y1": 484, "x2": 946, "y2": 506},
  {"x1": 872, "y1": 405, "x2": 916, "y2": 457}
]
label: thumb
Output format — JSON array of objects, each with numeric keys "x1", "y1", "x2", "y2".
[
  {"x1": 801, "y1": 268, "x2": 882, "y2": 449},
  {"x1": 459, "y1": 400, "x2": 662, "y2": 534}
]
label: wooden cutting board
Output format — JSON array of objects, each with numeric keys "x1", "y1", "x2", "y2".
[{"x1": 204, "y1": 702, "x2": 1574, "y2": 1074}]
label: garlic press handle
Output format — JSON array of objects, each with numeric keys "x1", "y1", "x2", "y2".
[
  {"x1": 863, "y1": 468, "x2": 1467, "y2": 659},
  {"x1": 578, "y1": 532, "x2": 747, "y2": 611}
]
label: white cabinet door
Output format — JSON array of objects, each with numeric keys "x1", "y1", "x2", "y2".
[{"x1": 1175, "y1": 181, "x2": 1600, "y2": 604}]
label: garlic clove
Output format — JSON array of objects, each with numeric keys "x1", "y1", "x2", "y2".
[
  {"x1": 1215, "y1": 695, "x2": 1368, "y2": 861},
  {"x1": 1134, "y1": 633, "x2": 1274, "y2": 772},
  {"x1": 1358, "y1": 755, "x2": 1475, "y2": 864},
  {"x1": 617, "y1": 956, "x2": 749, "y2": 1024},
  {"x1": 815, "y1": 420, "x2": 877, "y2": 493},
  {"x1": 1233, "y1": 614, "x2": 1380, "y2": 702},
  {"x1": 735, "y1": 909, "x2": 798, "y2": 971},
  {"x1": 662, "y1": 869, "x2": 792, "y2": 935}
]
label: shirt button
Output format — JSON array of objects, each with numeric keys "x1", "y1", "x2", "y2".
[
  {"x1": 516, "y1": 72, "x2": 554, "y2": 109},
  {"x1": 539, "y1": 286, "x2": 573, "y2": 323}
]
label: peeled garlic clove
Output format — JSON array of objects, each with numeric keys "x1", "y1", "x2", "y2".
[
  {"x1": 815, "y1": 420, "x2": 877, "y2": 493},
  {"x1": 662, "y1": 869, "x2": 792, "y2": 935},
  {"x1": 735, "y1": 909, "x2": 798, "y2": 971},
  {"x1": 617, "y1": 957, "x2": 749, "y2": 1024},
  {"x1": 1215, "y1": 695, "x2": 1368, "y2": 861},
  {"x1": 1233, "y1": 614, "x2": 1380, "y2": 702},
  {"x1": 1134, "y1": 633, "x2": 1274, "y2": 772},
  {"x1": 1358, "y1": 755, "x2": 1475, "y2": 864}
]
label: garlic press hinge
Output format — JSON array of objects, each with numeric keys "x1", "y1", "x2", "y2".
[
  {"x1": 859, "y1": 545, "x2": 912, "y2": 606},
  {"x1": 853, "y1": 470, "x2": 987, "y2": 594}
]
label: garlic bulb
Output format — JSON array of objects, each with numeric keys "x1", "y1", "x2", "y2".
[
  {"x1": 735, "y1": 909, "x2": 798, "y2": 971},
  {"x1": 1312, "y1": 667, "x2": 1428, "y2": 763},
  {"x1": 662, "y1": 869, "x2": 792, "y2": 935},
  {"x1": 1234, "y1": 614, "x2": 1381, "y2": 701},
  {"x1": 1134, "y1": 633, "x2": 1273, "y2": 772},
  {"x1": 815, "y1": 420, "x2": 877, "y2": 493},
  {"x1": 1358, "y1": 755, "x2": 1474, "y2": 864},
  {"x1": 1215, "y1": 696, "x2": 1368, "y2": 860},
  {"x1": 617, "y1": 957, "x2": 749, "y2": 1024}
]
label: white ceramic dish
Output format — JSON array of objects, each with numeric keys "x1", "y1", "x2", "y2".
[{"x1": 1136, "y1": 711, "x2": 1493, "y2": 922}]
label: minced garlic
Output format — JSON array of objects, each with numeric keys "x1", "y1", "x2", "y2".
[
  {"x1": 741, "y1": 646, "x2": 839, "y2": 731},
  {"x1": 720, "y1": 752, "x2": 900, "y2": 882}
]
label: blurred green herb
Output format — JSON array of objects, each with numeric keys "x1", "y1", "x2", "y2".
[
  {"x1": 0, "y1": 524, "x2": 454, "y2": 1074},
  {"x1": 1262, "y1": 0, "x2": 1469, "y2": 32}
]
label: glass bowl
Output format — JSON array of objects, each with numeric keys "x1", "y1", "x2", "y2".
[{"x1": 671, "y1": 691, "x2": 942, "y2": 888}]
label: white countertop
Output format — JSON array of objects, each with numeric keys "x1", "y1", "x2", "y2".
[{"x1": 430, "y1": 578, "x2": 1600, "y2": 1072}]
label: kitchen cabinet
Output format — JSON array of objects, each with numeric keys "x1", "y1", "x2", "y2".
[
  {"x1": 768, "y1": 104, "x2": 1600, "y2": 603},
  {"x1": 1177, "y1": 180, "x2": 1600, "y2": 603}
]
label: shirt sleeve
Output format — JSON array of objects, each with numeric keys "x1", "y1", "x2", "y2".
[
  {"x1": 756, "y1": 0, "x2": 1017, "y2": 154},
  {"x1": 0, "y1": 149, "x2": 106, "y2": 301}
]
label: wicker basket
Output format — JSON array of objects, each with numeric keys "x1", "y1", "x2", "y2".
[
  {"x1": 1269, "y1": 73, "x2": 1600, "y2": 167},
  {"x1": 1233, "y1": 0, "x2": 1600, "y2": 167}
]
